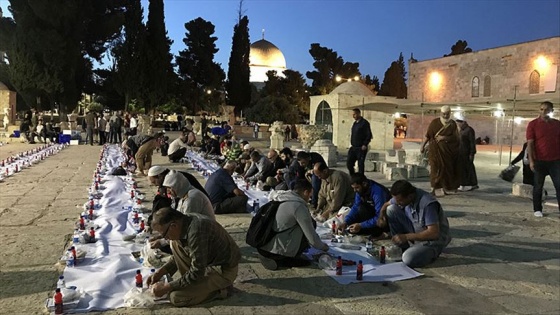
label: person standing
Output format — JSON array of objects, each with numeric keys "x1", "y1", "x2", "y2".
[
  {"x1": 129, "y1": 114, "x2": 138, "y2": 136},
  {"x1": 526, "y1": 101, "x2": 560, "y2": 217},
  {"x1": 456, "y1": 118, "x2": 478, "y2": 191},
  {"x1": 98, "y1": 114, "x2": 107, "y2": 145},
  {"x1": 347, "y1": 108, "x2": 372, "y2": 175},
  {"x1": 84, "y1": 110, "x2": 95, "y2": 146},
  {"x1": 420, "y1": 105, "x2": 460, "y2": 197},
  {"x1": 253, "y1": 123, "x2": 260, "y2": 139}
]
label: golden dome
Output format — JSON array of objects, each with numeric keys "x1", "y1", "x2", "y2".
[{"x1": 249, "y1": 39, "x2": 286, "y2": 68}]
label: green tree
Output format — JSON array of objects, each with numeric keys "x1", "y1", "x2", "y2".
[
  {"x1": 2, "y1": 0, "x2": 125, "y2": 115},
  {"x1": 306, "y1": 43, "x2": 360, "y2": 95},
  {"x1": 444, "y1": 40, "x2": 473, "y2": 57},
  {"x1": 226, "y1": 4, "x2": 251, "y2": 115},
  {"x1": 112, "y1": 0, "x2": 147, "y2": 110},
  {"x1": 364, "y1": 74, "x2": 380, "y2": 94},
  {"x1": 379, "y1": 53, "x2": 407, "y2": 98},
  {"x1": 259, "y1": 69, "x2": 309, "y2": 121},
  {"x1": 143, "y1": 0, "x2": 173, "y2": 112},
  {"x1": 245, "y1": 96, "x2": 298, "y2": 124},
  {"x1": 176, "y1": 17, "x2": 225, "y2": 113}
]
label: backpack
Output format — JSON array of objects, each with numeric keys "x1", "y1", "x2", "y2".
[{"x1": 245, "y1": 201, "x2": 285, "y2": 248}]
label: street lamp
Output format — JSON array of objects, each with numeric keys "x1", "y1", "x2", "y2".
[{"x1": 335, "y1": 75, "x2": 360, "y2": 83}]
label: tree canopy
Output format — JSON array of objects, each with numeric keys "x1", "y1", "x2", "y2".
[
  {"x1": 378, "y1": 52, "x2": 407, "y2": 98},
  {"x1": 444, "y1": 40, "x2": 473, "y2": 57},
  {"x1": 176, "y1": 17, "x2": 225, "y2": 113},
  {"x1": 226, "y1": 15, "x2": 251, "y2": 115},
  {"x1": 306, "y1": 43, "x2": 360, "y2": 95}
]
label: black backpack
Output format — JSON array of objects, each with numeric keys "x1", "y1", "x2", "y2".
[{"x1": 245, "y1": 201, "x2": 284, "y2": 248}]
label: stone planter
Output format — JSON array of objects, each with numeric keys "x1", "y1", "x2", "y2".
[{"x1": 297, "y1": 124, "x2": 327, "y2": 149}]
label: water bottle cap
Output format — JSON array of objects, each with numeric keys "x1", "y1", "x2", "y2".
[
  {"x1": 358, "y1": 260, "x2": 362, "y2": 264},
  {"x1": 59, "y1": 276, "x2": 64, "y2": 279},
  {"x1": 136, "y1": 270, "x2": 141, "y2": 274},
  {"x1": 151, "y1": 269, "x2": 156, "y2": 273}
]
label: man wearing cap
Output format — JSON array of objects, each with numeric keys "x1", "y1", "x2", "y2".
[
  {"x1": 163, "y1": 170, "x2": 215, "y2": 220},
  {"x1": 420, "y1": 106, "x2": 460, "y2": 197},
  {"x1": 456, "y1": 117, "x2": 478, "y2": 191},
  {"x1": 205, "y1": 160, "x2": 249, "y2": 214}
]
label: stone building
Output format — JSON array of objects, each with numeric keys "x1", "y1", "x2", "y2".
[
  {"x1": 309, "y1": 81, "x2": 399, "y2": 151},
  {"x1": 405, "y1": 36, "x2": 560, "y2": 144},
  {"x1": 0, "y1": 81, "x2": 16, "y2": 129}
]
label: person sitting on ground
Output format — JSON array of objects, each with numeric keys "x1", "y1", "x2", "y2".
[
  {"x1": 274, "y1": 147, "x2": 302, "y2": 191},
  {"x1": 148, "y1": 165, "x2": 208, "y2": 202},
  {"x1": 238, "y1": 143, "x2": 254, "y2": 174},
  {"x1": 204, "y1": 135, "x2": 221, "y2": 156},
  {"x1": 205, "y1": 160, "x2": 249, "y2": 214},
  {"x1": 296, "y1": 151, "x2": 326, "y2": 209},
  {"x1": 148, "y1": 208, "x2": 240, "y2": 306},
  {"x1": 162, "y1": 170, "x2": 215, "y2": 220},
  {"x1": 313, "y1": 162, "x2": 355, "y2": 221},
  {"x1": 224, "y1": 140, "x2": 242, "y2": 163},
  {"x1": 182, "y1": 128, "x2": 197, "y2": 146},
  {"x1": 377, "y1": 180, "x2": 452, "y2": 268},
  {"x1": 338, "y1": 173, "x2": 391, "y2": 238},
  {"x1": 168, "y1": 132, "x2": 189, "y2": 163},
  {"x1": 258, "y1": 180, "x2": 329, "y2": 270},
  {"x1": 244, "y1": 151, "x2": 273, "y2": 184},
  {"x1": 267, "y1": 149, "x2": 286, "y2": 180}
]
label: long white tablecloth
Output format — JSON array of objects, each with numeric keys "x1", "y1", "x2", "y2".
[{"x1": 59, "y1": 145, "x2": 154, "y2": 312}]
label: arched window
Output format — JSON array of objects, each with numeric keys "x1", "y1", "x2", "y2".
[
  {"x1": 483, "y1": 76, "x2": 491, "y2": 97},
  {"x1": 471, "y1": 77, "x2": 479, "y2": 97},
  {"x1": 315, "y1": 101, "x2": 332, "y2": 126},
  {"x1": 529, "y1": 70, "x2": 540, "y2": 94}
]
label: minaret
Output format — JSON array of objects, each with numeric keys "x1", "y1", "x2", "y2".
[{"x1": 262, "y1": 28, "x2": 265, "y2": 40}]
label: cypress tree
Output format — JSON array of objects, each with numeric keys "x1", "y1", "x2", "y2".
[
  {"x1": 226, "y1": 15, "x2": 251, "y2": 115},
  {"x1": 144, "y1": 0, "x2": 173, "y2": 112}
]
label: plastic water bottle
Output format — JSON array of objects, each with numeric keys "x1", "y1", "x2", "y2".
[
  {"x1": 73, "y1": 229, "x2": 80, "y2": 244},
  {"x1": 57, "y1": 276, "x2": 66, "y2": 289},
  {"x1": 66, "y1": 249, "x2": 75, "y2": 267}
]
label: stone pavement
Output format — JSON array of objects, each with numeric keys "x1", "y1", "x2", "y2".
[{"x1": 0, "y1": 135, "x2": 558, "y2": 315}]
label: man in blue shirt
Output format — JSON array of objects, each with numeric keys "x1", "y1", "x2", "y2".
[
  {"x1": 205, "y1": 161, "x2": 249, "y2": 214},
  {"x1": 338, "y1": 173, "x2": 391, "y2": 237},
  {"x1": 377, "y1": 180, "x2": 452, "y2": 268}
]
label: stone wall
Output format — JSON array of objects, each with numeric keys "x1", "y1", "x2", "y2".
[{"x1": 408, "y1": 37, "x2": 560, "y2": 103}]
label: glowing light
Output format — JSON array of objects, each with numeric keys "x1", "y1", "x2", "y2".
[
  {"x1": 493, "y1": 110, "x2": 504, "y2": 118},
  {"x1": 534, "y1": 55, "x2": 550, "y2": 74},
  {"x1": 514, "y1": 117, "x2": 523, "y2": 125},
  {"x1": 206, "y1": 89, "x2": 212, "y2": 95},
  {"x1": 335, "y1": 75, "x2": 342, "y2": 82},
  {"x1": 453, "y1": 111, "x2": 464, "y2": 120},
  {"x1": 429, "y1": 72, "x2": 442, "y2": 89},
  {"x1": 354, "y1": 76, "x2": 360, "y2": 81},
  {"x1": 394, "y1": 112, "x2": 401, "y2": 118}
]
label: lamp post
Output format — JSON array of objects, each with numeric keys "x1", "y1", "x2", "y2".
[{"x1": 335, "y1": 75, "x2": 360, "y2": 83}]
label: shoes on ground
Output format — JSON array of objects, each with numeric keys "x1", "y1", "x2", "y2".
[
  {"x1": 258, "y1": 254, "x2": 278, "y2": 271},
  {"x1": 533, "y1": 211, "x2": 543, "y2": 218},
  {"x1": 432, "y1": 188, "x2": 445, "y2": 197},
  {"x1": 458, "y1": 186, "x2": 473, "y2": 192}
]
